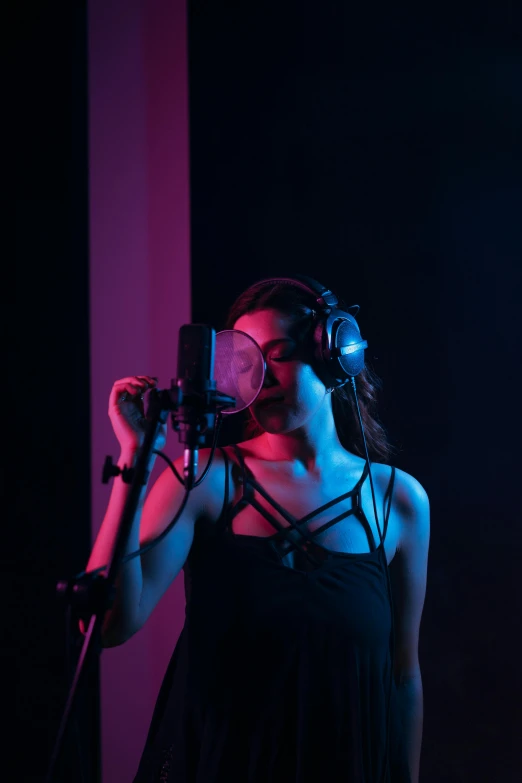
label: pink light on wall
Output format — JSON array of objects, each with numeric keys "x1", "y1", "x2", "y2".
[{"x1": 88, "y1": 1, "x2": 190, "y2": 780}]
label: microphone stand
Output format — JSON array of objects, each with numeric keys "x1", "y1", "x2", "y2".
[
  {"x1": 47, "y1": 378, "x2": 236, "y2": 783},
  {"x1": 46, "y1": 388, "x2": 172, "y2": 783}
]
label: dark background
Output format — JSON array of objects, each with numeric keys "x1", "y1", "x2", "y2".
[
  {"x1": 188, "y1": 2, "x2": 522, "y2": 781},
  {"x1": 12, "y1": 1, "x2": 521, "y2": 781},
  {"x1": 12, "y1": 3, "x2": 96, "y2": 782}
]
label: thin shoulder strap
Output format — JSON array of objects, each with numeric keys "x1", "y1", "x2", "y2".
[
  {"x1": 382, "y1": 466, "x2": 396, "y2": 542},
  {"x1": 230, "y1": 443, "x2": 249, "y2": 482},
  {"x1": 214, "y1": 444, "x2": 254, "y2": 532}
]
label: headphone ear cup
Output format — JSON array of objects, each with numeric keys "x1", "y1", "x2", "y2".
[
  {"x1": 333, "y1": 316, "x2": 366, "y2": 377},
  {"x1": 322, "y1": 312, "x2": 367, "y2": 383}
]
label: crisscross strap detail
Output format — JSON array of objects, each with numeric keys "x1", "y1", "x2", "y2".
[
  {"x1": 218, "y1": 445, "x2": 396, "y2": 568},
  {"x1": 217, "y1": 447, "x2": 318, "y2": 557}
]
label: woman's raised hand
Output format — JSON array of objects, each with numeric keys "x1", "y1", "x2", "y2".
[{"x1": 108, "y1": 375, "x2": 167, "y2": 454}]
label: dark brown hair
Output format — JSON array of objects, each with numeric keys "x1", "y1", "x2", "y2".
[{"x1": 225, "y1": 280, "x2": 397, "y2": 463}]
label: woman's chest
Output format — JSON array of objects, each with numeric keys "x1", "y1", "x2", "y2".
[{"x1": 188, "y1": 533, "x2": 392, "y2": 650}]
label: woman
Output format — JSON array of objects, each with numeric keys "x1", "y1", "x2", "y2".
[{"x1": 86, "y1": 276, "x2": 430, "y2": 782}]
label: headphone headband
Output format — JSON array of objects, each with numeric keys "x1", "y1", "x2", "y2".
[
  {"x1": 243, "y1": 274, "x2": 367, "y2": 383},
  {"x1": 245, "y1": 274, "x2": 360, "y2": 317}
]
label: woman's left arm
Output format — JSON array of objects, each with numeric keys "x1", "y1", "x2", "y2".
[{"x1": 389, "y1": 470, "x2": 431, "y2": 783}]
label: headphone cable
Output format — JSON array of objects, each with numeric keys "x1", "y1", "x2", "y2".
[{"x1": 350, "y1": 376, "x2": 395, "y2": 783}]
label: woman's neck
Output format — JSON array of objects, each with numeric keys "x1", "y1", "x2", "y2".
[{"x1": 259, "y1": 416, "x2": 345, "y2": 474}]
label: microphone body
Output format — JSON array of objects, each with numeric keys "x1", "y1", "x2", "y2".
[{"x1": 173, "y1": 324, "x2": 216, "y2": 488}]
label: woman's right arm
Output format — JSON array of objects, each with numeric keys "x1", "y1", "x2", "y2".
[
  {"x1": 87, "y1": 448, "x2": 204, "y2": 647},
  {"x1": 83, "y1": 376, "x2": 221, "y2": 648}
]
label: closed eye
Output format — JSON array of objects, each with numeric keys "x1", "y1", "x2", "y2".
[
  {"x1": 269, "y1": 352, "x2": 295, "y2": 362},
  {"x1": 266, "y1": 339, "x2": 297, "y2": 363}
]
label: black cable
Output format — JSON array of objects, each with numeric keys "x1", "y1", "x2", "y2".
[
  {"x1": 193, "y1": 412, "x2": 223, "y2": 487},
  {"x1": 74, "y1": 414, "x2": 224, "y2": 581},
  {"x1": 74, "y1": 483, "x2": 192, "y2": 581},
  {"x1": 154, "y1": 412, "x2": 223, "y2": 488},
  {"x1": 350, "y1": 376, "x2": 395, "y2": 783}
]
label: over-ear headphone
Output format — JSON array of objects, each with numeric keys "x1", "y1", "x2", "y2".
[{"x1": 243, "y1": 273, "x2": 368, "y2": 387}]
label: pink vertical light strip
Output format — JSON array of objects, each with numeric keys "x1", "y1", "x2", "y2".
[{"x1": 88, "y1": 2, "x2": 190, "y2": 780}]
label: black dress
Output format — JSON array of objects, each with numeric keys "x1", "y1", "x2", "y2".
[{"x1": 133, "y1": 445, "x2": 410, "y2": 782}]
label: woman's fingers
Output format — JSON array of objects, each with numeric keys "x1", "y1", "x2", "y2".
[
  {"x1": 107, "y1": 375, "x2": 166, "y2": 452},
  {"x1": 109, "y1": 376, "x2": 158, "y2": 410}
]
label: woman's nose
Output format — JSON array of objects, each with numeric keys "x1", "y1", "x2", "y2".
[{"x1": 261, "y1": 361, "x2": 277, "y2": 388}]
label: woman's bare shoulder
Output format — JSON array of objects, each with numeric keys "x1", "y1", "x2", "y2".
[
  {"x1": 361, "y1": 460, "x2": 430, "y2": 530},
  {"x1": 376, "y1": 464, "x2": 430, "y2": 552},
  {"x1": 391, "y1": 466, "x2": 429, "y2": 520},
  {"x1": 366, "y1": 459, "x2": 428, "y2": 504}
]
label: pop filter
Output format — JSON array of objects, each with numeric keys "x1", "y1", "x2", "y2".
[{"x1": 214, "y1": 329, "x2": 265, "y2": 414}]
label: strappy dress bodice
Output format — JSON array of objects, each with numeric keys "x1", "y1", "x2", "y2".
[
  {"x1": 222, "y1": 443, "x2": 393, "y2": 572},
  {"x1": 133, "y1": 446, "x2": 410, "y2": 783}
]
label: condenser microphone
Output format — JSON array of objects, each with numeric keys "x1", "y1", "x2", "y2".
[{"x1": 174, "y1": 324, "x2": 216, "y2": 488}]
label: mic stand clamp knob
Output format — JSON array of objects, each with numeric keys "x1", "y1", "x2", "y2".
[{"x1": 102, "y1": 455, "x2": 138, "y2": 485}]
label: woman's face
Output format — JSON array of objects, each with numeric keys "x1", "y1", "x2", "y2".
[{"x1": 233, "y1": 308, "x2": 329, "y2": 434}]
